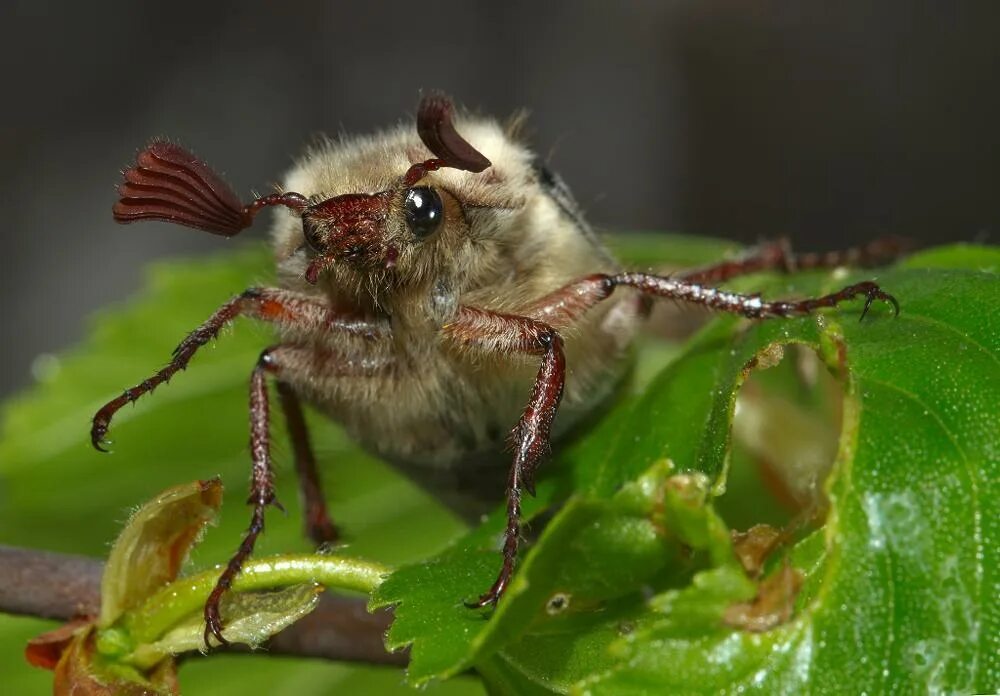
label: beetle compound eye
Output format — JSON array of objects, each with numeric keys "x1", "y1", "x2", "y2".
[{"x1": 403, "y1": 186, "x2": 443, "y2": 239}]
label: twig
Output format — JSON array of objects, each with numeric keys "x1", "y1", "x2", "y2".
[
  {"x1": 0, "y1": 545, "x2": 102, "y2": 620},
  {"x1": 0, "y1": 544, "x2": 405, "y2": 667}
]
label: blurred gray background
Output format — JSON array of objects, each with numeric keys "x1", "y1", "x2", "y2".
[{"x1": 1, "y1": 1, "x2": 997, "y2": 398}]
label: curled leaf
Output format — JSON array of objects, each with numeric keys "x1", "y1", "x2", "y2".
[{"x1": 99, "y1": 479, "x2": 223, "y2": 627}]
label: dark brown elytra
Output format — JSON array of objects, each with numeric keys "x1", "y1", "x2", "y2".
[{"x1": 93, "y1": 93, "x2": 901, "y2": 648}]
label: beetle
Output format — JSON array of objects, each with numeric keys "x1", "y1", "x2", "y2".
[{"x1": 92, "y1": 93, "x2": 899, "y2": 646}]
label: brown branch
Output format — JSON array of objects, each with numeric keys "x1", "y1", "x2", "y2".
[{"x1": 0, "y1": 544, "x2": 405, "y2": 667}]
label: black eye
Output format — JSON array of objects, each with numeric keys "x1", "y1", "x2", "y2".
[{"x1": 403, "y1": 186, "x2": 443, "y2": 238}]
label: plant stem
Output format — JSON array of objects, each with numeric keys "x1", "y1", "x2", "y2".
[
  {"x1": 0, "y1": 545, "x2": 404, "y2": 666},
  {"x1": 124, "y1": 553, "x2": 388, "y2": 644}
]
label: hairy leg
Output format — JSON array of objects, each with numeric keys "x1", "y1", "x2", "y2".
[
  {"x1": 202, "y1": 344, "x2": 388, "y2": 647},
  {"x1": 90, "y1": 287, "x2": 387, "y2": 450},
  {"x1": 87, "y1": 289, "x2": 387, "y2": 646},
  {"x1": 203, "y1": 346, "x2": 281, "y2": 647},
  {"x1": 277, "y1": 382, "x2": 338, "y2": 545},
  {"x1": 526, "y1": 268, "x2": 898, "y2": 330},
  {"x1": 679, "y1": 236, "x2": 909, "y2": 285},
  {"x1": 455, "y1": 269, "x2": 897, "y2": 608},
  {"x1": 443, "y1": 308, "x2": 566, "y2": 607},
  {"x1": 610, "y1": 273, "x2": 899, "y2": 319}
]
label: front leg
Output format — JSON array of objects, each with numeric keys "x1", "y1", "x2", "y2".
[
  {"x1": 91, "y1": 287, "x2": 385, "y2": 450},
  {"x1": 444, "y1": 308, "x2": 566, "y2": 607},
  {"x1": 87, "y1": 289, "x2": 388, "y2": 645}
]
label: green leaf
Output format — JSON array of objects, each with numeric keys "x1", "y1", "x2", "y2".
[
  {"x1": 899, "y1": 242, "x2": 1000, "y2": 271},
  {"x1": 3, "y1": 237, "x2": 995, "y2": 695},
  {"x1": 580, "y1": 257, "x2": 999, "y2": 693},
  {"x1": 369, "y1": 478, "x2": 566, "y2": 683},
  {"x1": 372, "y1": 244, "x2": 998, "y2": 693},
  {"x1": 607, "y1": 232, "x2": 740, "y2": 269}
]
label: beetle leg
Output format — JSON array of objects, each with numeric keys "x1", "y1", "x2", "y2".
[
  {"x1": 204, "y1": 346, "x2": 282, "y2": 648},
  {"x1": 444, "y1": 308, "x2": 566, "y2": 607},
  {"x1": 202, "y1": 344, "x2": 388, "y2": 647},
  {"x1": 90, "y1": 287, "x2": 385, "y2": 451},
  {"x1": 276, "y1": 381, "x2": 338, "y2": 545},
  {"x1": 680, "y1": 236, "x2": 909, "y2": 285},
  {"x1": 454, "y1": 269, "x2": 895, "y2": 608},
  {"x1": 525, "y1": 268, "x2": 898, "y2": 330},
  {"x1": 609, "y1": 273, "x2": 899, "y2": 320}
]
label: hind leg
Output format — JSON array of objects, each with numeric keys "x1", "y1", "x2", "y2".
[{"x1": 679, "y1": 236, "x2": 908, "y2": 285}]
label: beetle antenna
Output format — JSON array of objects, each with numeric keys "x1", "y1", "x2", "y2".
[
  {"x1": 404, "y1": 93, "x2": 492, "y2": 185},
  {"x1": 113, "y1": 140, "x2": 308, "y2": 236}
]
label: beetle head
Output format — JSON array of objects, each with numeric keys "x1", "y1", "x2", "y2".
[{"x1": 113, "y1": 94, "x2": 491, "y2": 287}]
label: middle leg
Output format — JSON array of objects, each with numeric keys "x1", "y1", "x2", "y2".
[
  {"x1": 204, "y1": 344, "x2": 387, "y2": 647},
  {"x1": 446, "y1": 272, "x2": 896, "y2": 608},
  {"x1": 204, "y1": 345, "x2": 283, "y2": 648},
  {"x1": 524, "y1": 264, "x2": 898, "y2": 330},
  {"x1": 276, "y1": 381, "x2": 339, "y2": 545},
  {"x1": 443, "y1": 308, "x2": 566, "y2": 608}
]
